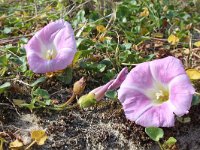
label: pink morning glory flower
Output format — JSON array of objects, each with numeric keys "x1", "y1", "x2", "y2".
[
  {"x1": 25, "y1": 19, "x2": 76, "y2": 73},
  {"x1": 118, "y1": 56, "x2": 195, "y2": 127}
]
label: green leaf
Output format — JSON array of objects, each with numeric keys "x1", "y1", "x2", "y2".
[
  {"x1": 17, "y1": 56, "x2": 27, "y2": 72},
  {"x1": 164, "y1": 137, "x2": 177, "y2": 146},
  {"x1": 33, "y1": 88, "x2": 50, "y2": 99},
  {"x1": 176, "y1": 116, "x2": 191, "y2": 123},
  {"x1": 3, "y1": 27, "x2": 12, "y2": 34},
  {"x1": 192, "y1": 95, "x2": 200, "y2": 106},
  {"x1": 30, "y1": 77, "x2": 46, "y2": 87},
  {"x1": 97, "y1": 64, "x2": 106, "y2": 72},
  {"x1": 0, "y1": 55, "x2": 8, "y2": 67},
  {"x1": 0, "y1": 82, "x2": 11, "y2": 94},
  {"x1": 56, "y1": 68, "x2": 73, "y2": 84},
  {"x1": 72, "y1": 50, "x2": 92, "y2": 65},
  {"x1": 145, "y1": 127, "x2": 164, "y2": 142},
  {"x1": 105, "y1": 90, "x2": 117, "y2": 99}
]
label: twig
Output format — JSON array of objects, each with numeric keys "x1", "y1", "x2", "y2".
[
  {"x1": 11, "y1": 78, "x2": 31, "y2": 87},
  {"x1": 5, "y1": 97, "x2": 21, "y2": 116}
]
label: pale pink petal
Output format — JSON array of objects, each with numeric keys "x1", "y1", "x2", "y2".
[
  {"x1": 26, "y1": 53, "x2": 49, "y2": 73},
  {"x1": 53, "y1": 26, "x2": 76, "y2": 50},
  {"x1": 119, "y1": 62, "x2": 154, "y2": 96},
  {"x1": 169, "y1": 74, "x2": 195, "y2": 116},
  {"x1": 118, "y1": 88, "x2": 152, "y2": 121},
  {"x1": 150, "y1": 56, "x2": 186, "y2": 84},
  {"x1": 135, "y1": 102, "x2": 175, "y2": 127},
  {"x1": 35, "y1": 19, "x2": 70, "y2": 46},
  {"x1": 108, "y1": 67, "x2": 129, "y2": 90},
  {"x1": 90, "y1": 80, "x2": 114, "y2": 101}
]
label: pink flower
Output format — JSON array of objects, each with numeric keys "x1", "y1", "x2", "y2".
[
  {"x1": 25, "y1": 19, "x2": 76, "y2": 73},
  {"x1": 90, "y1": 67, "x2": 129, "y2": 101},
  {"x1": 118, "y1": 56, "x2": 195, "y2": 127}
]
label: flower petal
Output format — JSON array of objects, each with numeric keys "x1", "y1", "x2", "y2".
[
  {"x1": 26, "y1": 53, "x2": 49, "y2": 73},
  {"x1": 135, "y1": 102, "x2": 175, "y2": 127},
  {"x1": 169, "y1": 74, "x2": 195, "y2": 116},
  {"x1": 120, "y1": 62, "x2": 154, "y2": 92},
  {"x1": 118, "y1": 87, "x2": 153, "y2": 121},
  {"x1": 150, "y1": 56, "x2": 186, "y2": 84},
  {"x1": 90, "y1": 80, "x2": 114, "y2": 101},
  {"x1": 35, "y1": 19, "x2": 69, "y2": 46},
  {"x1": 108, "y1": 67, "x2": 129, "y2": 90},
  {"x1": 53, "y1": 25, "x2": 76, "y2": 50}
]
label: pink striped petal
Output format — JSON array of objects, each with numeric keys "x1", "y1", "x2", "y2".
[
  {"x1": 120, "y1": 62, "x2": 154, "y2": 92},
  {"x1": 108, "y1": 67, "x2": 129, "y2": 90},
  {"x1": 150, "y1": 56, "x2": 186, "y2": 84},
  {"x1": 118, "y1": 88, "x2": 152, "y2": 121},
  {"x1": 135, "y1": 102, "x2": 175, "y2": 127},
  {"x1": 169, "y1": 74, "x2": 195, "y2": 116}
]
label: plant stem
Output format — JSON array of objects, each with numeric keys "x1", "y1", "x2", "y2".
[
  {"x1": 25, "y1": 140, "x2": 36, "y2": 150},
  {"x1": 157, "y1": 141, "x2": 164, "y2": 150},
  {"x1": 54, "y1": 93, "x2": 76, "y2": 109},
  {"x1": 195, "y1": 92, "x2": 200, "y2": 95}
]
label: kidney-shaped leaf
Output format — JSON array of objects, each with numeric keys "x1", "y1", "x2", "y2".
[{"x1": 145, "y1": 127, "x2": 164, "y2": 142}]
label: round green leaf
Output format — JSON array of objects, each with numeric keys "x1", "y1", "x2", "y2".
[{"x1": 145, "y1": 127, "x2": 164, "y2": 142}]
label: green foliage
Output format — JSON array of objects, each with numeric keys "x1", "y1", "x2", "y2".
[
  {"x1": 163, "y1": 137, "x2": 177, "y2": 150},
  {"x1": 105, "y1": 90, "x2": 117, "y2": 99},
  {"x1": 56, "y1": 68, "x2": 73, "y2": 85},
  {"x1": 19, "y1": 88, "x2": 52, "y2": 112},
  {"x1": 145, "y1": 127, "x2": 164, "y2": 142},
  {"x1": 0, "y1": 82, "x2": 11, "y2": 94},
  {"x1": 192, "y1": 95, "x2": 200, "y2": 106}
]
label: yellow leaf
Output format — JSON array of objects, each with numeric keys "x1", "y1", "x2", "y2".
[
  {"x1": 13, "y1": 99, "x2": 26, "y2": 107},
  {"x1": 30, "y1": 130, "x2": 47, "y2": 145},
  {"x1": 186, "y1": 69, "x2": 200, "y2": 80},
  {"x1": 140, "y1": 7, "x2": 149, "y2": 17},
  {"x1": 96, "y1": 25, "x2": 106, "y2": 33},
  {"x1": 168, "y1": 34, "x2": 179, "y2": 45},
  {"x1": 9, "y1": 139, "x2": 23, "y2": 149},
  {"x1": 194, "y1": 41, "x2": 200, "y2": 47},
  {"x1": 152, "y1": 32, "x2": 164, "y2": 38}
]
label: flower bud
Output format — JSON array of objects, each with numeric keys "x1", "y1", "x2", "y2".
[
  {"x1": 73, "y1": 77, "x2": 86, "y2": 95},
  {"x1": 78, "y1": 93, "x2": 96, "y2": 108}
]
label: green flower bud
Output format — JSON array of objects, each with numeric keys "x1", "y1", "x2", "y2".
[{"x1": 78, "y1": 93, "x2": 96, "y2": 108}]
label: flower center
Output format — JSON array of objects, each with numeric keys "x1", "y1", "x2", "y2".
[
  {"x1": 154, "y1": 89, "x2": 169, "y2": 104},
  {"x1": 45, "y1": 49, "x2": 57, "y2": 60}
]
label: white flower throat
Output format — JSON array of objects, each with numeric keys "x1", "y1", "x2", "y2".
[
  {"x1": 45, "y1": 49, "x2": 57, "y2": 60},
  {"x1": 146, "y1": 82, "x2": 169, "y2": 105}
]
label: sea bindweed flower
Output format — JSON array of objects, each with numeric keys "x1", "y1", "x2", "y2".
[
  {"x1": 118, "y1": 56, "x2": 195, "y2": 127},
  {"x1": 25, "y1": 19, "x2": 76, "y2": 73},
  {"x1": 78, "y1": 67, "x2": 128, "y2": 108}
]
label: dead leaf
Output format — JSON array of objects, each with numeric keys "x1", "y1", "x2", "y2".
[
  {"x1": 194, "y1": 41, "x2": 200, "y2": 47},
  {"x1": 186, "y1": 69, "x2": 200, "y2": 80},
  {"x1": 30, "y1": 130, "x2": 47, "y2": 145},
  {"x1": 168, "y1": 34, "x2": 179, "y2": 45},
  {"x1": 9, "y1": 139, "x2": 23, "y2": 149},
  {"x1": 152, "y1": 32, "x2": 164, "y2": 38},
  {"x1": 96, "y1": 25, "x2": 106, "y2": 33},
  {"x1": 13, "y1": 99, "x2": 26, "y2": 107},
  {"x1": 140, "y1": 7, "x2": 149, "y2": 17}
]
